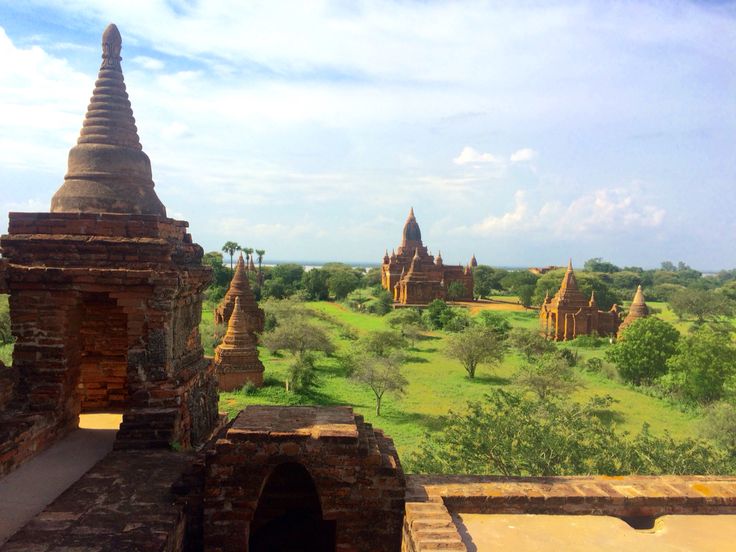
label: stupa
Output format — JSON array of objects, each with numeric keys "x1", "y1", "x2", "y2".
[
  {"x1": 618, "y1": 285, "x2": 650, "y2": 336},
  {"x1": 214, "y1": 253, "x2": 265, "y2": 337},
  {"x1": 214, "y1": 297, "x2": 265, "y2": 390}
]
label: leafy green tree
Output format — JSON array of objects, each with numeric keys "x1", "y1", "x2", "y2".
[
  {"x1": 328, "y1": 270, "x2": 361, "y2": 300},
  {"x1": 287, "y1": 351, "x2": 318, "y2": 393},
  {"x1": 447, "y1": 281, "x2": 467, "y2": 301},
  {"x1": 584, "y1": 258, "x2": 620, "y2": 273},
  {"x1": 221, "y1": 241, "x2": 241, "y2": 270},
  {"x1": 508, "y1": 328, "x2": 555, "y2": 362},
  {"x1": 669, "y1": 288, "x2": 733, "y2": 325},
  {"x1": 444, "y1": 325, "x2": 507, "y2": 378},
  {"x1": 474, "y1": 311, "x2": 512, "y2": 338},
  {"x1": 363, "y1": 267, "x2": 382, "y2": 287},
  {"x1": 701, "y1": 401, "x2": 736, "y2": 455},
  {"x1": 243, "y1": 247, "x2": 254, "y2": 264},
  {"x1": 270, "y1": 263, "x2": 305, "y2": 289},
  {"x1": 387, "y1": 308, "x2": 425, "y2": 330},
  {"x1": 410, "y1": 390, "x2": 734, "y2": 476},
  {"x1": 0, "y1": 307, "x2": 12, "y2": 346},
  {"x1": 513, "y1": 353, "x2": 583, "y2": 400},
  {"x1": 262, "y1": 317, "x2": 335, "y2": 359},
  {"x1": 607, "y1": 317, "x2": 680, "y2": 385},
  {"x1": 261, "y1": 277, "x2": 288, "y2": 300},
  {"x1": 352, "y1": 351, "x2": 408, "y2": 416},
  {"x1": 423, "y1": 299, "x2": 453, "y2": 330},
  {"x1": 473, "y1": 265, "x2": 497, "y2": 298},
  {"x1": 663, "y1": 325, "x2": 736, "y2": 403},
  {"x1": 255, "y1": 249, "x2": 265, "y2": 269},
  {"x1": 362, "y1": 330, "x2": 407, "y2": 357},
  {"x1": 501, "y1": 271, "x2": 540, "y2": 304},
  {"x1": 301, "y1": 268, "x2": 330, "y2": 300}
]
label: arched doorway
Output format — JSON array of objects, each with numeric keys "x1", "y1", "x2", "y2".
[
  {"x1": 249, "y1": 462, "x2": 335, "y2": 552},
  {"x1": 76, "y1": 292, "x2": 128, "y2": 415}
]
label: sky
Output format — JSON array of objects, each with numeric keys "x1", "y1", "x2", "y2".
[{"x1": 0, "y1": 1, "x2": 734, "y2": 270}]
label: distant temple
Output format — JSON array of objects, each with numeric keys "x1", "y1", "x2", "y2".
[
  {"x1": 381, "y1": 208, "x2": 474, "y2": 304},
  {"x1": 618, "y1": 284, "x2": 650, "y2": 336},
  {"x1": 539, "y1": 260, "x2": 621, "y2": 340},
  {"x1": 215, "y1": 253, "x2": 265, "y2": 332},
  {"x1": 214, "y1": 296, "x2": 265, "y2": 390}
]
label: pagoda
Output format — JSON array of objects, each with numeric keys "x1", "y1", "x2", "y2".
[
  {"x1": 381, "y1": 208, "x2": 474, "y2": 304},
  {"x1": 618, "y1": 285, "x2": 650, "y2": 336},
  {"x1": 214, "y1": 296, "x2": 265, "y2": 390},
  {"x1": 215, "y1": 252, "x2": 265, "y2": 338},
  {"x1": 539, "y1": 260, "x2": 621, "y2": 340}
]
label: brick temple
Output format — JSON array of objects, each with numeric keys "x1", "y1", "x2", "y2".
[
  {"x1": 618, "y1": 284, "x2": 650, "y2": 336},
  {"x1": 539, "y1": 260, "x2": 621, "y2": 340},
  {"x1": 1, "y1": 23, "x2": 735, "y2": 552},
  {"x1": 381, "y1": 208, "x2": 474, "y2": 304}
]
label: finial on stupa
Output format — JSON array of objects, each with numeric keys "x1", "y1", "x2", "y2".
[
  {"x1": 567, "y1": 258, "x2": 573, "y2": 271},
  {"x1": 50, "y1": 23, "x2": 166, "y2": 216},
  {"x1": 409, "y1": 206, "x2": 415, "y2": 218}
]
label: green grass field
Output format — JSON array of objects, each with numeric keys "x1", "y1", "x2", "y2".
[
  {"x1": 0, "y1": 295, "x2": 11, "y2": 365},
  {"x1": 211, "y1": 300, "x2": 706, "y2": 464}
]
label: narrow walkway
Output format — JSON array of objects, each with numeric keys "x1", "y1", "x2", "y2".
[{"x1": 0, "y1": 413, "x2": 121, "y2": 546}]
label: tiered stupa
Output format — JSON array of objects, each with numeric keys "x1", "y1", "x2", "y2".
[
  {"x1": 50, "y1": 24, "x2": 166, "y2": 216},
  {"x1": 618, "y1": 285, "x2": 650, "y2": 336},
  {"x1": 215, "y1": 253, "x2": 265, "y2": 336},
  {"x1": 381, "y1": 208, "x2": 474, "y2": 304},
  {"x1": 214, "y1": 296, "x2": 265, "y2": 390},
  {"x1": 539, "y1": 260, "x2": 621, "y2": 340}
]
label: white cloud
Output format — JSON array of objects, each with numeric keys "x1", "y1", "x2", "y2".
[
  {"x1": 510, "y1": 148, "x2": 536, "y2": 163},
  {"x1": 453, "y1": 146, "x2": 502, "y2": 166},
  {"x1": 131, "y1": 55, "x2": 164, "y2": 71},
  {"x1": 454, "y1": 188, "x2": 665, "y2": 238}
]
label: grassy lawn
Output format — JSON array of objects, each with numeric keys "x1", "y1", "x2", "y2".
[
  {"x1": 0, "y1": 295, "x2": 11, "y2": 365},
  {"x1": 212, "y1": 300, "x2": 706, "y2": 465}
]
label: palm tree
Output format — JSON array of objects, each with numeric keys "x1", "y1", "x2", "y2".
[
  {"x1": 243, "y1": 247, "x2": 254, "y2": 264},
  {"x1": 255, "y1": 249, "x2": 266, "y2": 285},
  {"x1": 255, "y1": 249, "x2": 265, "y2": 271},
  {"x1": 221, "y1": 241, "x2": 241, "y2": 271}
]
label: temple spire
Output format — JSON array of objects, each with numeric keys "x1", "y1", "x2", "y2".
[{"x1": 50, "y1": 23, "x2": 166, "y2": 216}]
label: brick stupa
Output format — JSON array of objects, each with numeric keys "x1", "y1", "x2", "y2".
[
  {"x1": 0, "y1": 24, "x2": 218, "y2": 475},
  {"x1": 214, "y1": 253, "x2": 265, "y2": 335},
  {"x1": 618, "y1": 285, "x2": 650, "y2": 336},
  {"x1": 214, "y1": 296, "x2": 265, "y2": 390}
]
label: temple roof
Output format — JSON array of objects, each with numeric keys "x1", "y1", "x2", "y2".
[
  {"x1": 620, "y1": 285, "x2": 650, "y2": 332},
  {"x1": 552, "y1": 259, "x2": 588, "y2": 306},
  {"x1": 470, "y1": 254, "x2": 478, "y2": 267},
  {"x1": 402, "y1": 207, "x2": 423, "y2": 247},
  {"x1": 50, "y1": 23, "x2": 166, "y2": 216}
]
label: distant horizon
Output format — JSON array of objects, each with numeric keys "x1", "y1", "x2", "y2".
[{"x1": 1, "y1": 2, "x2": 735, "y2": 269}]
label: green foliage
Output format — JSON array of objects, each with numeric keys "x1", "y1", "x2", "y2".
[
  {"x1": 0, "y1": 304, "x2": 12, "y2": 346},
  {"x1": 513, "y1": 353, "x2": 583, "y2": 399},
  {"x1": 363, "y1": 267, "x2": 382, "y2": 287},
  {"x1": 270, "y1": 263, "x2": 305, "y2": 289},
  {"x1": 442, "y1": 310, "x2": 472, "y2": 332},
  {"x1": 663, "y1": 325, "x2": 736, "y2": 403},
  {"x1": 387, "y1": 308, "x2": 425, "y2": 330},
  {"x1": 361, "y1": 330, "x2": 407, "y2": 357},
  {"x1": 584, "y1": 258, "x2": 620, "y2": 273},
  {"x1": 508, "y1": 328, "x2": 555, "y2": 362},
  {"x1": 500, "y1": 271, "x2": 539, "y2": 305},
  {"x1": 220, "y1": 241, "x2": 241, "y2": 270},
  {"x1": 701, "y1": 401, "x2": 736, "y2": 454},
  {"x1": 444, "y1": 325, "x2": 507, "y2": 378},
  {"x1": 668, "y1": 288, "x2": 734, "y2": 324},
  {"x1": 473, "y1": 265, "x2": 502, "y2": 298},
  {"x1": 410, "y1": 390, "x2": 734, "y2": 476},
  {"x1": 287, "y1": 351, "x2": 319, "y2": 394},
  {"x1": 327, "y1": 269, "x2": 361, "y2": 300},
  {"x1": 345, "y1": 287, "x2": 392, "y2": 315},
  {"x1": 262, "y1": 316, "x2": 335, "y2": 358},
  {"x1": 422, "y1": 300, "x2": 470, "y2": 331},
  {"x1": 351, "y1": 351, "x2": 408, "y2": 416},
  {"x1": 607, "y1": 317, "x2": 680, "y2": 385},
  {"x1": 474, "y1": 311, "x2": 512, "y2": 338},
  {"x1": 301, "y1": 268, "x2": 330, "y2": 300},
  {"x1": 447, "y1": 281, "x2": 466, "y2": 301}
]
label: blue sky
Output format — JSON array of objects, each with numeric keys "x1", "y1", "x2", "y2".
[{"x1": 0, "y1": 1, "x2": 734, "y2": 269}]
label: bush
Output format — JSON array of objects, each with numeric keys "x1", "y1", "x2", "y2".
[{"x1": 584, "y1": 357, "x2": 604, "y2": 373}]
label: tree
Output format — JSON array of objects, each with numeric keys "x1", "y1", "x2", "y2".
[
  {"x1": 387, "y1": 308, "x2": 425, "y2": 330},
  {"x1": 424, "y1": 299, "x2": 452, "y2": 330},
  {"x1": 513, "y1": 353, "x2": 583, "y2": 400},
  {"x1": 243, "y1": 247, "x2": 254, "y2": 263},
  {"x1": 287, "y1": 351, "x2": 318, "y2": 393},
  {"x1": 473, "y1": 265, "x2": 497, "y2": 298},
  {"x1": 669, "y1": 288, "x2": 733, "y2": 325},
  {"x1": 447, "y1": 281, "x2": 466, "y2": 301},
  {"x1": 701, "y1": 401, "x2": 736, "y2": 455},
  {"x1": 0, "y1": 307, "x2": 12, "y2": 346},
  {"x1": 352, "y1": 351, "x2": 408, "y2": 415},
  {"x1": 508, "y1": 328, "x2": 555, "y2": 362},
  {"x1": 255, "y1": 249, "x2": 265, "y2": 270},
  {"x1": 262, "y1": 317, "x2": 335, "y2": 360},
  {"x1": 362, "y1": 330, "x2": 407, "y2": 357},
  {"x1": 328, "y1": 270, "x2": 361, "y2": 300},
  {"x1": 501, "y1": 271, "x2": 539, "y2": 305},
  {"x1": 301, "y1": 268, "x2": 330, "y2": 301},
  {"x1": 410, "y1": 390, "x2": 734, "y2": 476},
  {"x1": 474, "y1": 311, "x2": 512, "y2": 339},
  {"x1": 444, "y1": 325, "x2": 507, "y2": 378},
  {"x1": 663, "y1": 325, "x2": 736, "y2": 403},
  {"x1": 584, "y1": 258, "x2": 620, "y2": 273},
  {"x1": 221, "y1": 241, "x2": 241, "y2": 270},
  {"x1": 606, "y1": 317, "x2": 680, "y2": 385}
]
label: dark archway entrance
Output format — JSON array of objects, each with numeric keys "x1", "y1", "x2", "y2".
[{"x1": 249, "y1": 462, "x2": 335, "y2": 552}]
